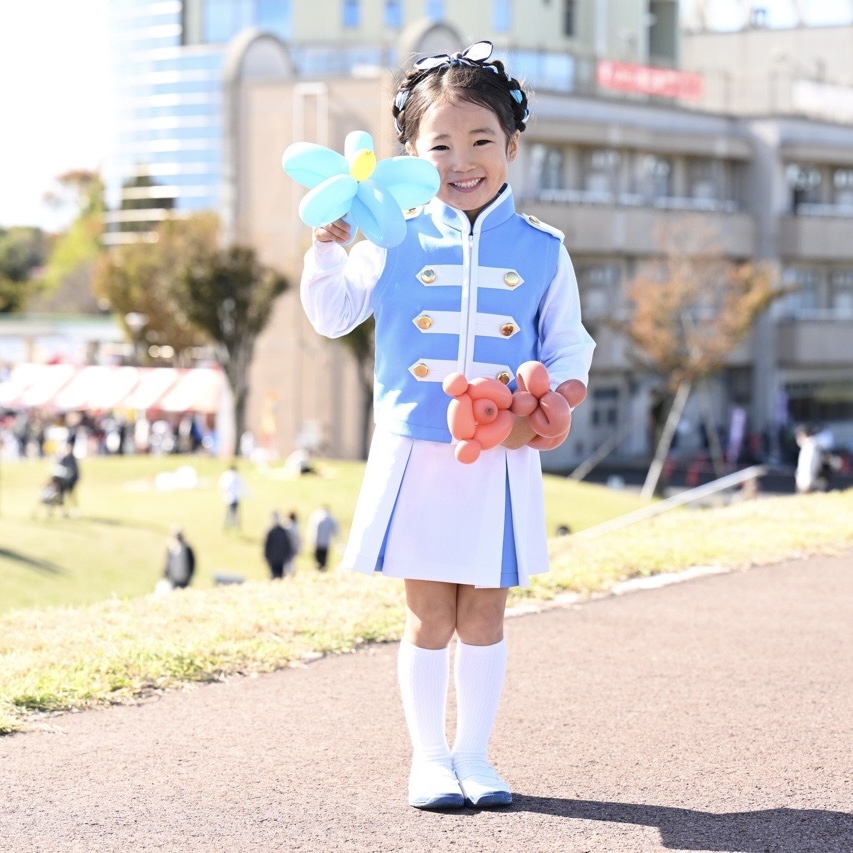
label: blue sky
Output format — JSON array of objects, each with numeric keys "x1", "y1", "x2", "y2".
[{"x1": 0, "y1": 0, "x2": 851, "y2": 231}]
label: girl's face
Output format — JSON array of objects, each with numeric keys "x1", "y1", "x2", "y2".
[{"x1": 407, "y1": 98, "x2": 519, "y2": 224}]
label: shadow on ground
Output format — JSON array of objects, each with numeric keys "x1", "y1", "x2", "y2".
[
  {"x1": 510, "y1": 796, "x2": 853, "y2": 852},
  {"x1": 0, "y1": 547, "x2": 64, "y2": 575}
]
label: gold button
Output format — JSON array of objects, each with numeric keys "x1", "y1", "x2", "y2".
[
  {"x1": 496, "y1": 371, "x2": 511, "y2": 385},
  {"x1": 416, "y1": 314, "x2": 433, "y2": 330},
  {"x1": 528, "y1": 215, "x2": 540, "y2": 224},
  {"x1": 413, "y1": 362, "x2": 429, "y2": 378},
  {"x1": 504, "y1": 271, "x2": 520, "y2": 287},
  {"x1": 419, "y1": 268, "x2": 437, "y2": 284},
  {"x1": 500, "y1": 323, "x2": 515, "y2": 337}
]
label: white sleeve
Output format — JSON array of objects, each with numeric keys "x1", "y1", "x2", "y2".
[
  {"x1": 300, "y1": 239, "x2": 387, "y2": 339},
  {"x1": 537, "y1": 245, "x2": 596, "y2": 388}
]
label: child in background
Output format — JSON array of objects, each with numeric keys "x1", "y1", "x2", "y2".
[{"x1": 299, "y1": 41, "x2": 595, "y2": 809}]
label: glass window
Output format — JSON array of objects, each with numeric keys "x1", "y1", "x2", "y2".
[
  {"x1": 530, "y1": 144, "x2": 564, "y2": 191},
  {"x1": 425, "y1": 0, "x2": 444, "y2": 20},
  {"x1": 635, "y1": 154, "x2": 672, "y2": 200},
  {"x1": 578, "y1": 264, "x2": 620, "y2": 318},
  {"x1": 830, "y1": 270, "x2": 853, "y2": 317},
  {"x1": 583, "y1": 149, "x2": 620, "y2": 195},
  {"x1": 780, "y1": 267, "x2": 820, "y2": 318},
  {"x1": 384, "y1": 0, "x2": 402, "y2": 28},
  {"x1": 687, "y1": 159, "x2": 720, "y2": 201},
  {"x1": 832, "y1": 168, "x2": 853, "y2": 206},
  {"x1": 204, "y1": 0, "x2": 232, "y2": 42},
  {"x1": 493, "y1": 0, "x2": 510, "y2": 32},
  {"x1": 786, "y1": 163, "x2": 822, "y2": 210},
  {"x1": 343, "y1": 0, "x2": 360, "y2": 28},
  {"x1": 591, "y1": 387, "x2": 620, "y2": 428}
]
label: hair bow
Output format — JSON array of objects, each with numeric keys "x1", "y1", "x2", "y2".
[{"x1": 413, "y1": 40, "x2": 494, "y2": 72}]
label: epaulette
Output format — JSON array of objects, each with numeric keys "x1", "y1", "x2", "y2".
[
  {"x1": 403, "y1": 206, "x2": 422, "y2": 219},
  {"x1": 521, "y1": 212, "x2": 564, "y2": 241}
]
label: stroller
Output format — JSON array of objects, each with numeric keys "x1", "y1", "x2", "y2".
[{"x1": 35, "y1": 463, "x2": 72, "y2": 516}]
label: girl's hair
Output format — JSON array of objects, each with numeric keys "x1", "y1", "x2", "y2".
[{"x1": 393, "y1": 41, "x2": 530, "y2": 146}]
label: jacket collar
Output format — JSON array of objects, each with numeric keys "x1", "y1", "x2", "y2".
[{"x1": 428, "y1": 184, "x2": 515, "y2": 234}]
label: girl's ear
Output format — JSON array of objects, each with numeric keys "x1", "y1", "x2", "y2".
[
  {"x1": 507, "y1": 131, "x2": 520, "y2": 163},
  {"x1": 405, "y1": 141, "x2": 417, "y2": 156}
]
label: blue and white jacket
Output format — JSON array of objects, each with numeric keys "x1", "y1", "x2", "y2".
[{"x1": 301, "y1": 185, "x2": 595, "y2": 443}]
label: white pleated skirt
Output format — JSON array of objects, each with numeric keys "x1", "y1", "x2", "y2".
[{"x1": 342, "y1": 426, "x2": 550, "y2": 588}]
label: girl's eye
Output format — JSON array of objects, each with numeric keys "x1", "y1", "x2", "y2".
[
  {"x1": 431, "y1": 144, "x2": 449, "y2": 151},
  {"x1": 474, "y1": 139, "x2": 493, "y2": 147}
]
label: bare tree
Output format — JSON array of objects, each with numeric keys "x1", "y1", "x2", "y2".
[{"x1": 608, "y1": 219, "x2": 783, "y2": 496}]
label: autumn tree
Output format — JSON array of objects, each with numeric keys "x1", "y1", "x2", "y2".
[
  {"x1": 175, "y1": 240, "x2": 289, "y2": 456},
  {"x1": 93, "y1": 213, "x2": 216, "y2": 362},
  {"x1": 0, "y1": 226, "x2": 45, "y2": 313},
  {"x1": 35, "y1": 170, "x2": 106, "y2": 313},
  {"x1": 609, "y1": 219, "x2": 782, "y2": 495},
  {"x1": 95, "y1": 212, "x2": 289, "y2": 456}
]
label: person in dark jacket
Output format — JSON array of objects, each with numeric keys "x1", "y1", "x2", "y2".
[
  {"x1": 163, "y1": 527, "x2": 196, "y2": 589},
  {"x1": 264, "y1": 511, "x2": 295, "y2": 580}
]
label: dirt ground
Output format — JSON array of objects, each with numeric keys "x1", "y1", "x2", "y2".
[{"x1": 2, "y1": 551, "x2": 852, "y2": 852}]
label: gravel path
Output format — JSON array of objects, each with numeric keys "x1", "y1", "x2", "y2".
[{"x1": 2, "y1": 551, "x2": 851, "y2": 852}]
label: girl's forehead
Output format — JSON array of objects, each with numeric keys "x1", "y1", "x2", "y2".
[{"x1": 419, "y1": 97, "x2": 501, "y2": 130}]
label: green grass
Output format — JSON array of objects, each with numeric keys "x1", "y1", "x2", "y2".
[
  {"x1": 1, "y1": 453, "x2": 851, "y2": 735},
  {"x1": 0, "y1": 454, "x2": 647, "y2": 613}
]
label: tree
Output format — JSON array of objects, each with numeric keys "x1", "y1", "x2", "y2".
[
  {"x1": 34, "y1": 170, "x2": 105, "y2": 313},
  {"x1": 175, "y1": 240, "x2": 289, "y2": 457},
  {"x1": 337, "y1": 317, "x2": 375, "y2": 458},
  {"x1": 608, "y1": 219, "x2": 782, "y2": 495},
  {"x1": 0, "y1": 226, "x2": 45, "y2": 313},
  {"x1": 93, "y1": 213, "x2": 215, "y2": 362}
]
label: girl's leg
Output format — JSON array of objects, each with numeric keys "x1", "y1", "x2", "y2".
[
  {"x1": 399, "y1": 580, "x2": 463, "y2": 809},
  {"x1": 452, "y1": 585, "x2": 512, "y2": 807}
]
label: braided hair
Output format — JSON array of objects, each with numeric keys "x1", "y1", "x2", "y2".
[{"x1": 392, "y1": 41, "x2": 530, "y2": 148}]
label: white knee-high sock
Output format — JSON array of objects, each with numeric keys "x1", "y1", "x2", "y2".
[
  {"x1": 398, "y1": 641, "x2": 451, "y2": 765},
  {"x1": 452, "y1": 639, "x2": 507, "y2": 771}
]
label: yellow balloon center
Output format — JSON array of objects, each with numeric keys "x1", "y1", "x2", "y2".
[{"x1": 349, "y1": 149, "x2": 376, "y2": 182}]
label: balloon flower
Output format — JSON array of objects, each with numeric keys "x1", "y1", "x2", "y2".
[{"x1": 282, "y1": 131, "x2": 440, "y2": 248}]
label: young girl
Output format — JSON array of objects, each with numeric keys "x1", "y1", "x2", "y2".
[{"x1": 300, "y1": 41, "x2": 595, "y2": 809}]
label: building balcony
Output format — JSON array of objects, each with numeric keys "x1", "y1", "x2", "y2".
[
  {"x1": 779, "y1": 213, "x2": 853, "y2": 261},
  {"x1": 776, "y1": 317, "x2": 853, "y2": 365},
  {"x1": 524, "y1": 192, "x2": 756, "y2": 257}
]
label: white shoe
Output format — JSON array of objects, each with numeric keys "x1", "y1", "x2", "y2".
[
  {"x1": 408, "y1": 761, "x2": 465, "y2": 809},
  {"x1": 453, "y1": 760, "x2": 512, "y2": 807}
]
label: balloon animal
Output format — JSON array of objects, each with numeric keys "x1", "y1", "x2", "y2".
[{"x1": 282, "y1": 131, "x2": 440, "y2": 248}]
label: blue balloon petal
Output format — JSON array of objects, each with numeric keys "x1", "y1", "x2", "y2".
[
  {"x1": 299, "y1": 174, "x2": 358, "y2": 227},
  {"x1": 282, "y1": 143, "x2": 348, "y2": 189},
  {"x1": 345, "y1": 131, "x2": 374, "y2": 159},
  {"x1": 372, "y1": 157, "x2": 440, "y2": 209},
  {"x1": 352, "y1": 181, "x2": 406, "y2": 248}
]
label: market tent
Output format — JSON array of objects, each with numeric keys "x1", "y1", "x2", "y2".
[
  {"x1": 156, "y1": 367, "x2": 224, "y2": 414},
  {"x1": 0, "y1": 363, "x2": 50, "y2": 408},
  {"x1": 53, "y1": 365, "x2": 142, "y2": 412},
  {"x1": 122, "y1": 368, "x2": 181, "y2": 411},
  {"x1": 16, "y1": 364, "x2": 77, "y2": 409}
]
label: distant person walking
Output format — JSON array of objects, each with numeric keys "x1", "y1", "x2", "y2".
[
  {"x1": 218, "y1": 463, "x2": 247, "y2": 530},
  {"x1": 57, "y1": 441, "x2": 80, "y2": 515},
  {"x1": 282, "y1": 510, "x2": 301, "y2": 577},
  {"x1": 263, "y1": 511, "x2": 295, "y2": 581},
  {"x1": 307, "y1": 505, "x2": 339, "y2": 571},
  {"x1": 162, "y1": 527, "x2": 196, "y2": 590},
  {"x1": 795, "y1": 425, "x2": 822, "y2": 494}
]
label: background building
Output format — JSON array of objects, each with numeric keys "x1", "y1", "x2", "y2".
[{"x1": 104, "y1": 0, "x2": 853, "y2": 470}]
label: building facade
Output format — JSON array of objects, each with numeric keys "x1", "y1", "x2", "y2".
[{"x1": 105, "y1": 0, "x2": 853, "y2": 468}]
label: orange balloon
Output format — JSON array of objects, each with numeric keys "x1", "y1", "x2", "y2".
[
  {"x1": 528, "y1": 390, "x2": 571, "y2": 438},
  {"x1": 467, "y1": 377, "x2": 513, "y2": 409},
  {"x1": 510, "y1": 390, "x2": 537, "y2": 417},
  {"x1": 447, "y1": 395, "x2": 476, "y2": 440},
  {"x1": 516, "y1": 361, "x2": 550, "y2": 398},
  {"x1": 443, "y1": 372, "x2": 469, "y2": 397},
  {"x1": 455, "y1": 439, "x2": 482, "y2": 464}
]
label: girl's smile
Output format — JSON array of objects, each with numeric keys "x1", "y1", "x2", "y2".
[{"x1": 407, "y1": 99, "x2": 519, "y2": 224}]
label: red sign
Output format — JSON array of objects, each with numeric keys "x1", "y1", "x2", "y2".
[{"x1": 597, "y1": 60, "x2": 704, "y2": 100}]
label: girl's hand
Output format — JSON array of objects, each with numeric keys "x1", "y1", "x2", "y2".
[
  {"x1": 501, "y1": 413, "x2": 538, "y2": 450},
  {"x1": 313, "y1": 218, "x2": 352, "y2": 244}
]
